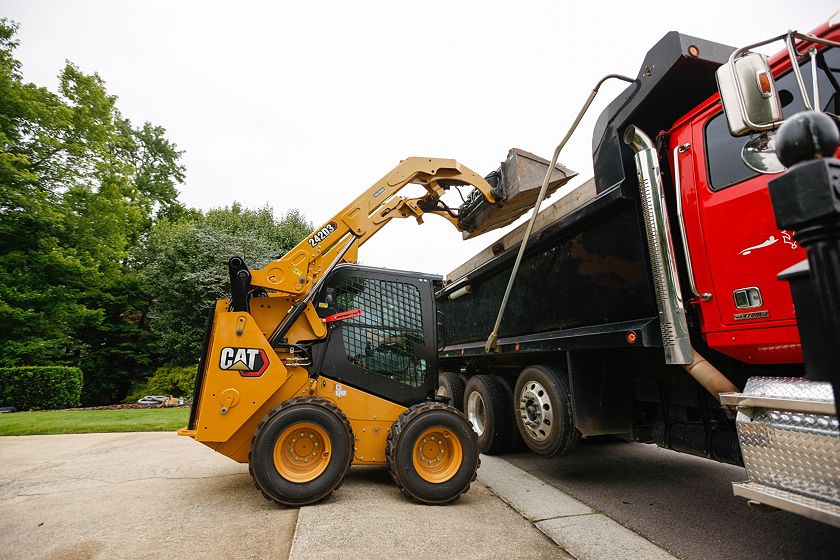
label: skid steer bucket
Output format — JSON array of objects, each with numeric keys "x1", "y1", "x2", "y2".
[{"x1": 459, "y1": 148, "x2": 576, "y2": 239}]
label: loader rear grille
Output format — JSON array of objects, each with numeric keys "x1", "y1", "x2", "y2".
[{"x1": 333, "y1": 276, "x2": 427, "y2": 388}]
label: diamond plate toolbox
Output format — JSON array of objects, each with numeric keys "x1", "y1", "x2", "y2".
[{"x1": 736, "y1": 377, "x2": 840, "y2": 505}]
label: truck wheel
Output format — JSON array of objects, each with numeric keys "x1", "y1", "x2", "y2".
[
  {"x1": 514, "y1": 365, "x2": 580, "y2": 456},
  {"x1": 386, "y1": 402, "x2": 479, "y2": 505},
  {"x1": 437, "y1": 371, "x2": 465, "y2": 410},
  {"x1": 464, "y1": 375, "x2": 516, "y2": 454},
  {"x1": 249, "y1": 396, "x2": 354, "y2": 507}
]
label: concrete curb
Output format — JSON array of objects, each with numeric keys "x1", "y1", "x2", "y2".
[{"x1": 477, "y1": 455, "x2": 677, "y2": 560}]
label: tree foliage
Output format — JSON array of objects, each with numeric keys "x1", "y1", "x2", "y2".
[
  {"x1": 142, "y1": 204, "x2": 311, "y2": 364},
  {"x1": 0, "y1": 20, "x2": 311, "y2": 405}
]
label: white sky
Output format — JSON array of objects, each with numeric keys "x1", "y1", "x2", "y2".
[{"x1": 3, "y1": 1, "x2": 836, "y2": 275}]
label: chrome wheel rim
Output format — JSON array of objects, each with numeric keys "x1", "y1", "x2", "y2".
[
  {"x1": 518, "y1": 380, "x2": 552, "y2": 442},
  {"x1": 466, "y1": 391, "x2": 486, "y2": 436}
]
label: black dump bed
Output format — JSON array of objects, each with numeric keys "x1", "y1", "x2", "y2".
[
  {"x1": 437, "y1": 31, "x2": 735, "y2": 358},
  {"x1": 438, "y1": 179, "x2": 660, "y2": 356}
]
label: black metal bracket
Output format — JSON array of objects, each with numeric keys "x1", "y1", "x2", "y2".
[{"x1": 228, "y1": 256, "x2": 251, "y2": 313}]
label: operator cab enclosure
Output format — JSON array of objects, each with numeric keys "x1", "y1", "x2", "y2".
[{"x1": 310, "y1": 264, "x2": 443, "y2": 408}]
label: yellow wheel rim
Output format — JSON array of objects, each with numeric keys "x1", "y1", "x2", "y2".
[
  {"x1": 412, "y1": 426, "x2": 463, "y2": 483},
  {"x1": 273, "y1": 422, "x2": 331, "y2": 483}
]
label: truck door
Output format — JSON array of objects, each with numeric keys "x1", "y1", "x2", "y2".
[{"x1": 681, "y1": 45, "x2": 840, "y2": 364}]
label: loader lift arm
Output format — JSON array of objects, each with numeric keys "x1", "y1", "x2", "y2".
[{"x1": 229, "y1": 157, "x2": 500, "y2": 344}]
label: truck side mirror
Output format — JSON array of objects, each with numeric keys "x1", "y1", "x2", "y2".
[{"x1": 716, "y1": 52, "x2": 783, "y2": 137}]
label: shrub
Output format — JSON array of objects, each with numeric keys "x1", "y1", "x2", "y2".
[
  {"x1": 0, "y1": 366, "x2": 83, "y2": 411},
  {"x1": 145, "y1": 364, "x2": 197, "y2": 397}
]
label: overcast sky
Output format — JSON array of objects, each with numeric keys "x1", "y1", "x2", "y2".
[{"x1": 4, "y1": 1, "x2": 836, "y2": 275}]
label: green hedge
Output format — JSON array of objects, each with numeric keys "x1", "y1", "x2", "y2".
[{"x1": 0, "y1": 366, "x2": 83, "y2": 411}]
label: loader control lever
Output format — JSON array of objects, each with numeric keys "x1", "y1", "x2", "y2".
[{"x1": 323, "y1": 309, "x2": 363, "y2": 323}]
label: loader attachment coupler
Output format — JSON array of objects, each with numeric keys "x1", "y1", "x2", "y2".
[{"x1": 457, "y1": 148, "x2": 576, "y2": 239}]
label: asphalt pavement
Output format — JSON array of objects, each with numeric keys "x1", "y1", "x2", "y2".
[{"x1": 503, "y1": 437, "x2": 840, "y2": 560}]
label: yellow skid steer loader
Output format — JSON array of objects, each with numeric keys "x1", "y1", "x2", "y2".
[{"x1": 177, "y1": 154, "x2": 573, "y2": 506}]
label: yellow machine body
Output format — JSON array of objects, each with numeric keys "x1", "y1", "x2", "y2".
[{"x1": 178, "y1": 302, "x2": 408, "y2": 465}]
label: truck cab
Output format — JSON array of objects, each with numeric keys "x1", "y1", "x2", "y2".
[{"x1": 668, "y1": 22, "x2": 840, "y2": 364}]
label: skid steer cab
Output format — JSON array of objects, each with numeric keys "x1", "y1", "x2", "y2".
[{"x1": 180, "y1": 263, "x2": 479, "y2": 507}]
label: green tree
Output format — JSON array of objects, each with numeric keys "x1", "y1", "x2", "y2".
[
  {"x1": 142, "y1": 204, "x2": 311, "y2": 365},
  {"x1": 0, "y1": 19, "x2": 185, "y2": 404}
]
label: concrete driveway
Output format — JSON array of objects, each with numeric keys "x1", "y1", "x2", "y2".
[{"x1": 0, "y1": 433, "x2": 567, "y2": 560}]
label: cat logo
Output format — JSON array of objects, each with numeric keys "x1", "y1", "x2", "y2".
[{"x1": 219, "y1": 347, "x2": 269, "y2": 377}]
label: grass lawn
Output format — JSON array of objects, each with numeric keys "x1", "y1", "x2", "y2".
[{"x1": 0, "y1": 408, "x2": 190, "y2": 436}]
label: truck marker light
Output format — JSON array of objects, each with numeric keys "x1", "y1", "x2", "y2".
[
  {"x1": 626, "y1": 332, "x2": 638, "y2": 344},
  {"x1": 756, "y1": 71, "x2": 773, "y2": 98},
  {"x1": 688, "y1": 45, "x2": 700, "y2": 57}
]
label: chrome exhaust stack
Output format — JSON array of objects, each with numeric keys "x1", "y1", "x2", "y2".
[{"x1": 623, "y1": 125, "x2": 692, "y2": 365}]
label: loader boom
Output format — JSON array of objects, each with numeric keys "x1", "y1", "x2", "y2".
[{"x1": 248, "y1": 157, "x2": 497, "y2": 299}]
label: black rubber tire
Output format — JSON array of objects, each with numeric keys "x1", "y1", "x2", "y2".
[
  {"x1": 249, "y1": 396, "x2": 354, "y2": 507},
  {"x1": 493, "y1": 375, "x2": 524, "y2": 451},
  {"x1": 513, "y1": 365, "x2": 580, "y2": 457},
  {"x1": 464, "y1": 375, "x2": 516, "y2": 454},
  {"x1": 386, "y1": 402, "x2": 479, "y2": 505},
  {"x1": 437, "y1": 371, "x2": 465, "y2": 411}
]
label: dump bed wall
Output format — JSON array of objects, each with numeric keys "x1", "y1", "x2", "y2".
[{"x1": 439, "y1": 189, "x2": 657, "y2": 347}]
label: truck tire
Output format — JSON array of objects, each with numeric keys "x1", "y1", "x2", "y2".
[
  {"x1": 493, "y1": 375, "x2": 524, "y2": 450},
  {"x1": 514, "y1": 365, "x2": 580, "y2": 456},
  {"x1": 386, "y1": 402, "x2": 479, "y2": 505},
  {"x1": 249, "y1": 396, "x2": 354, "y2": 507},
  {"x1": 437, "y1": 371, "x2": 465, "y2": 410},
  {"x1": 464, "y1": 375, "x2": 516, "y2": 454}
]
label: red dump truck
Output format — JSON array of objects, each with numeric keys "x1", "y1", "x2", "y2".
[{"x1": 437, "y1": 17, "x2": 840, "y2": 526}]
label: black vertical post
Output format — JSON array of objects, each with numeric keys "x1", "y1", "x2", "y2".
[{"x1": 768, "y1": 112, "x2": 840, "y2": 405}]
